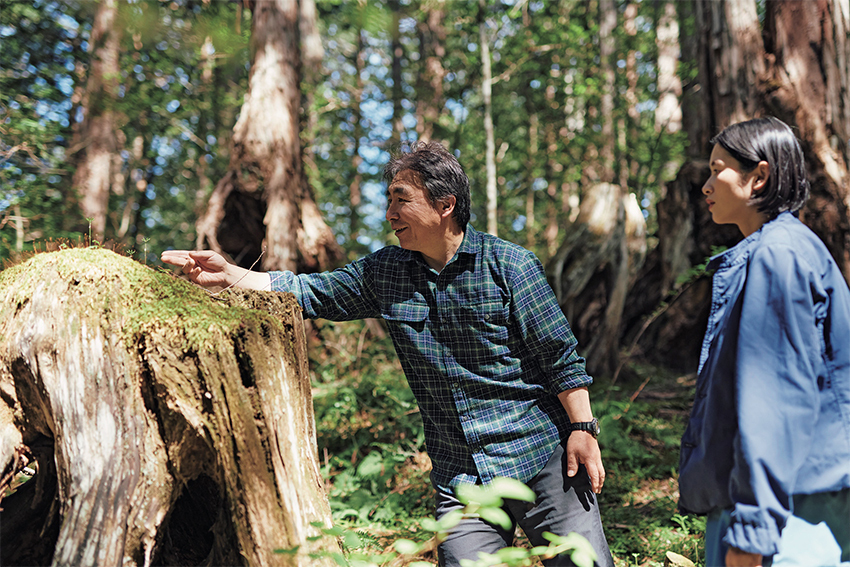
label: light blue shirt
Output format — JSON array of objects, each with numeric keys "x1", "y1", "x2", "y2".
[{"x1": 679, "y1": 212, "x2": 850, "y2": 556}]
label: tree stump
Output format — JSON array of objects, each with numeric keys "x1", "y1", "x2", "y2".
[
  {"x1": 547, "y1": 182, "x2": 647, "y2": 377},
  {"x1": 0, "y1": 248, "x2": 338, "y2": 566}
]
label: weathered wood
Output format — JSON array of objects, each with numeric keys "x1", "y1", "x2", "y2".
[
  {"x1": 0, "y1": 248, "x2": 337, "y2": 566},
  {"x1": 547, "y1": 182, "x2": 646, "y2": 376}
]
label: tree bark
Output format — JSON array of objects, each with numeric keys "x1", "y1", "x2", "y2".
[
  {"x1": 70, "y1": 0, "x2": 121, "y2": 242},
  {"x1": 654, "y1": 0, "x2": 682, "y2": 135},
  {"x1": 547, "y1": 183, "x2": 646, "y2": 376},
  {"x1": 349, "y1": 29, "x2": 366, "y2": 247},
  {"x1": 761, "y1": 0, "x2": 850, "y2": 280},
  {"x1": 389, "y1": 0, "x2": 405, "y2": 147},
  {"x1": 598, "y1": 0, "x2": 617, "y2": 184},
  {"x1": 0, "y1": 248, "x2": 337, "y2": 566},
  {"x1": 195, "y1": 0, "x2": 342, "y2": 274},
  {"x1": 479, "y1": 0, "x2": 498, "y2": 236},
  {"x1": 415, "y1": 6, "x2": 447, "y2": 143}
]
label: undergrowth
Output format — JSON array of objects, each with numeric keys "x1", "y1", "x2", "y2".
[{"x1": 309, "y1": 319, "x2": 705, "y2": 566}]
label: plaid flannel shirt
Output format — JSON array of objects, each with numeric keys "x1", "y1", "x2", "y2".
[{"x1": 269, "y1": 225, "x2": 592, "y2": 489}]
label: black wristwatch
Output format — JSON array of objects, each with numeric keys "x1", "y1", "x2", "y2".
[{"x1": 569, "y1": 418, "x2": 600, "y2": 438}]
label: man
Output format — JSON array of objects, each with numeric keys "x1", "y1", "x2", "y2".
[{"x1": 162, "y1": 142, "x2": 613, "y2": 566}]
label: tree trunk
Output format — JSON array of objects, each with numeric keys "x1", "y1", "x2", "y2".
[
  {"x1": 349, "y1": 30, "x2": 366, "y2": 247},
  {"x1": 0, "y1": 248, "x2": 337, "y2": 567},
  {"x1": 195, "y1": 0, "x2": 342, "y2": 274},
  {"x1": 70, "y1": 0, "x2": 121, "y2": 242},
  {"x1": 389, "y1": 0, "x2": 405, "y2": 147},
  {"x1": 761, "y1": 0, "x2": 850, "y2": 279},
  {"x1": 415, "y1": 6, "x2": 447, "y2": 143},
  {"x1": 547, "y1": 183, "x2": 646, "y2": 377},
  {"x1": 479, "y1": 0, "x2": 498, "y2": 236},
  {"x1": 598, "y1": 0, "x2": 617, "y2": 184},
  {"x1": 654, "y1": 0, "x2": 682, "y2": 136}
]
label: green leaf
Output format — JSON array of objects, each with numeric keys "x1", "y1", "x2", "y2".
[
  {"x1": 393, "y1": 538, "x2": 421, "y2": 555},
  {"x1": 356, "y1": 451, "x2": 384, "y2": 478},
  {"x1": 456, "y1": 483, "x2": 502, "y2": 507},
  {"x1": 541, "y1": 532, "x2": 598, "y2": 567},
  {"x1": 343, "y1": 530, "x2": 363, "y2": 549},
  {"x1": 477, "y1": 506, "x2": 513, "y2": 531},
  {"x1": 273, "y1": 546, "x2": 300, "y2": 555},
  {"x1": 322, "y1": 525, "x2": 346, "y2": 537},
  {"x1": 487, "y1": 477, "x2": 537, "y2": 503},
  {"x1": 496, "y1": 546, "x2": 531, "y2": 562},
  {"x1": 434, "y1": 509, "x2": 464, "y2": 532}
]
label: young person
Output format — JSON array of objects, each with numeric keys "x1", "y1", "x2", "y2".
[
  {"x1": 162, "y1": 142, "x2": 614, "y2": 566},
  {"x1": 678, "y1": 117, "x2": 850, "y2": 567}
]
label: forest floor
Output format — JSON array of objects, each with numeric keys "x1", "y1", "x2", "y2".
[{"x1": 310, "y1": 319, "x2": 706, "y2": 567}]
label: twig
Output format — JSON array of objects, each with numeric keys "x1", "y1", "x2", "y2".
[{"x1": 629, "y1": 375, "x2": 652, "y2": 403}]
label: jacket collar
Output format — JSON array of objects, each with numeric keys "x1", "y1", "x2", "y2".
[{"x1": 707, "y1": 212, "x2": 796, "y2": 271}]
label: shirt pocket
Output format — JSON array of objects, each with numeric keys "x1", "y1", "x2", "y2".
[
  {"x1": 381, "y1": 296, "x2": 429, "y2": 334},
  {"x1": 454, "y1": 298, "x2": 511, "y2": 353}
]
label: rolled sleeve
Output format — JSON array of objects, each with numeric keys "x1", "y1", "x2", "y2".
[
  {"x1": 508, "y1": 250, "x2": 591, "y2": 396},
  {"x1": 725, "y1": 245, "x2": 822, "y2": 555}
]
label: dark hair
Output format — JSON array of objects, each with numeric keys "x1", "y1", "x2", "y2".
[
  {"x1": 383, "y1": 141, "x2": 471, "y2": 229},
  {"x1": 711, "y1": 116, "x2": 809, "y2": 218}
]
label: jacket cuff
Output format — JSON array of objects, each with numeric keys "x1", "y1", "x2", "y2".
[{"x1": 722, "y1": 506, "x2": 783, "y2": 556}]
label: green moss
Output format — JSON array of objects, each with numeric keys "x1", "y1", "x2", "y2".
[{"x1": 0, "y1": 248, "x2": 289, "y2": 352}]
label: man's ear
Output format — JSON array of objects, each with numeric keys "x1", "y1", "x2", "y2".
[
  {"x1": 752, "y1": 160, "x2": 770, "y2": 192},
  {"x1": 439, "y1": 195, "x2": 456, "y2": 219}
]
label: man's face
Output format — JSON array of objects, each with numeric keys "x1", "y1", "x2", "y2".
[{"x1": 386, "y1": 169, "x2": 443, "y2": 254}]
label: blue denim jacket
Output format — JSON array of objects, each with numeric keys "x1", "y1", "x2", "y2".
[{"x1": 679, "y1": 212, "x2": 850, "y2": 556}]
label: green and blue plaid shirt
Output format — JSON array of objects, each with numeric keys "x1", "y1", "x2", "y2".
[{"x1": 269, "y1": 225, "x2": 591, "y2": 489}]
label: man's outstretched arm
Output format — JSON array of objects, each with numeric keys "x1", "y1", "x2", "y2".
[{"x1": 161, "y1": 250, "x2": 271, "y2": 291}]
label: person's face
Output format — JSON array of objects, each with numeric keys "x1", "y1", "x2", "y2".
[
  {"x1": 702, "y1": 145, "x2": 767, "y2": 236},
  {"x1": 386, "y1": 169, "x2": 445, "y2": 254}
]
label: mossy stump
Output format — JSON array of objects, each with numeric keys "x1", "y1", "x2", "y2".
[{"x1": 0, "y1": 248, "x2": 338, "y2": 566}]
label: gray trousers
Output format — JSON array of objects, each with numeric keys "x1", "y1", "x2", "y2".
[{"x1": 434, "y1": 442, "x2": 614, "y2": 567}]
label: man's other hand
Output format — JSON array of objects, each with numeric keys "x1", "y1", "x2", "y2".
[{"x1": 565, "y1": 431, "x2": 605, "y2": 494}]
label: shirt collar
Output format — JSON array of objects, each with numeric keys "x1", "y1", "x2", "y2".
[{"x1": 397, "y1": 224, "x2": 479, "y2": 267}]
